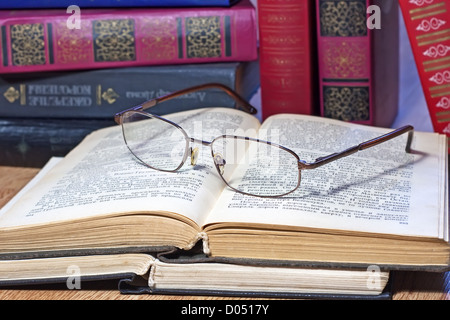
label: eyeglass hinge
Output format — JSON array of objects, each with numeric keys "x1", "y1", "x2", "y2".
[
  {"x1": 298, "y1": 160, "x2": 310, "y2": 170},
  {"x1": 122, "y1": 100, "x2": 156, "y2": 114},
  {"x1": 114, "y1": 105, "x2": 146, "y2": 124}
]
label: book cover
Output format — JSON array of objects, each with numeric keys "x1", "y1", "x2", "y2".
[
  {"x1": 0, "y1": 61, "x2": 259, "y2": 119},
  {"x1": 0, "y1": 248, "x2": 391, "y2": 299},
  {"x1": 316, "y1": 0, "x2": 399, "y2": 127},
  {"x1": 0, "y1": 118, "x2": 115, "y2": 168},
  {"x1": 257, "y1": 0, "x2": 318, "y2": 121},
  {"x1": 399, "y1": 0, "x2": 450, "y2": 146},
  {"x1": 0, "y1": 0, "x2": 240, "y2": 9},
  {"x1": 0, "y1": 0, "x2": 257, "y2": 73}
]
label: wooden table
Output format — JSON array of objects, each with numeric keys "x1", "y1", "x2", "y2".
[{"x1": 0, "y1": 165, "x2": 449, "y2": 300}]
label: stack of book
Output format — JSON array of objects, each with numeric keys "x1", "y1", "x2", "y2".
[
  {"x1": 0, "y1": 0, "x2": 448, "y2": 301},
  {"x1": 256, "y1": 0, "x2": 400, "y2": 127},
  {"x1": 0, "y1": 106, "x2": 448, "y2": 299},
  {"x1": 0, "y1": 0, "x2": 259, "y2": 167}
]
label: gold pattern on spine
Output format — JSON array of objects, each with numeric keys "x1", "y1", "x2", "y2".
[
  {"x1": 185, "y1": 16, "x2": 221, "y2": 58},
  {"x1": 323, "y1": 86, "x2": 370, "y2": 121},
  {"x1": 101, "y1": 88, "x2": 119, "y2": 104},
  {"x1": 410, "y1": 0, "x2": 450, "y2": 120},
  {"x1": 323, "y1": 40, "x2": 368, "y2": 78},
  {"x1": 54, "y1": 21, "x2": 91, "y2": 64},
  {"x1": 409, "y1": 2, "x2": 445, "y2": 19},
  {"x1": 20, "y1": 84, "x2": 26, "y2": 105},
  {"x1": 424, "y1": 58, "x2": 450, "y2": 72},
  {"x1": 139, "y1": 17, "x2": 178, "y2": 60},
  {"x1": 3, "y1": 87, "x2": 19, "y2": 103},
  {"x1": 93, "y1": 19, "x2": 136, "y2": 62},
  {"x1": 96, "y1": 85, "x2": 102, "y2": 105},
  {"x1": 319, "y1": 0, "x2": 367, "y2": 37},
  {"x1": 96, "y1": 85, "x2": 119, "y2": 104},
  {"x1": 10, "y1": 23, "x2": 46, "y2": 66},
  {"x1": 417, "y1": 29, "x2": 450, "y2": 46},
  {"x1": 436, "y1": 110, "x2": 450, "y2": 122}
]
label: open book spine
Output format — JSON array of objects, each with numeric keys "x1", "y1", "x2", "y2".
[
  {"x1": 257, "y1": 0, "x2": 317, "y2": 121},
  {"x1": 399, "y1": 0, "x2": 450, "y2": 149},
  {"x1": 316, "y1": 0, "x2": 399, "y2": 127},
  {"x1": 0, "y1": 0, "x2": 257, "y2": 73}
]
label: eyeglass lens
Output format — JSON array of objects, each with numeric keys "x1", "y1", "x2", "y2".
[
  {"x1": 211, "y1": 136, "x2": 300, "y2": 197},
  {"x1": 121, "y1": 111, "x2": 188, "y2": 172},
  {"x1": 121, "y1": 111, "x2": 300, "y2": 197}
]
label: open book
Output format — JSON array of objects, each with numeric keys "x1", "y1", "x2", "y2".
[{"x1": 0, "y1": 107, "x2": 448, "y2": 274}]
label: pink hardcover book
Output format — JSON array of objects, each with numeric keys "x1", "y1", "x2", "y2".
[
  {"x1": 0, "y1": 0, "x2": 257, "y2": 73},
  {"x1": 315, "y1": 0, "x2": 399, "y2": 127}
]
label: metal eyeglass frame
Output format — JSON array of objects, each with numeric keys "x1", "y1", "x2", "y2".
[{"x1": 114, "y1": 83, "x2": 414, "y2": 198}]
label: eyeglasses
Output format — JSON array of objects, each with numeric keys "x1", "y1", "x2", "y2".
[{"x1": 114, "y1": 83, "x2": 414, "y2": 198}]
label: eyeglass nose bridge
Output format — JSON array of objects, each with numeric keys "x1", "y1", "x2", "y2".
[
  {"x1": 190, "y1": 137, "x2": 212, "y2": 147},
  {"x1": 188, "y1": 137, "x2": 212, "y2": 166}
]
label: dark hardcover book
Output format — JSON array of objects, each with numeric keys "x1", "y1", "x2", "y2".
[
  {"x1": 0, "y1": 118, "x2": 115, "y2": 167},
  {"x1": 0, "y1": 61, "x2": 259, "y2": 119}
]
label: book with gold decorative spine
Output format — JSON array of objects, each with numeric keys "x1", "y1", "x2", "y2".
[
  {"x1": 0, "y1": 0, "x2": 257, "y2": 73},
  {"x1": 0, "y1": 61, "x2": 259, "y2": 118},
  {"x1": 315, "y1": 0, "x2": 399, "y2": 127},
  {"x1": 399, "y1": 0, "x2": 450, "y2": 150}
]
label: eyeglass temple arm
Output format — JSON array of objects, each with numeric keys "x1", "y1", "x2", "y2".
[
  {"x1": 301, "y1": 125, "x2": 414, "y2": 170},
  {"x1": 114, "y1": 83, "x2": 257, "y2": 124}
]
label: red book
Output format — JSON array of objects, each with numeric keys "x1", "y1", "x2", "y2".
[
  {"x1": 399, "y1": 0, "x2": 450, "y2": 141},
  {"x1": 316, "y1": 0, "x2": 399, "y2": 127},
  {"x1": 0, "y1": 0, "x2": 257, "y2": 73},
  {"x1": 257, "y1": 0, "x2": 317, "y2": 121}
]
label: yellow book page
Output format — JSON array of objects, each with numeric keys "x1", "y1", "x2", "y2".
[
  {"x1": 206, "y1": 113, "x2": 447, "y2": 240},
  {"x1": 0, "y1": 108, "x2": 260, "y2": 230}
]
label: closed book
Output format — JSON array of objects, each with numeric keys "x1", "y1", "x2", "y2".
[
  {"x1": 257, "y1": 0, "x2": 318, "y2": 121},
  {"x1": 0, "y1": 0, "x2": 257, "y2": 73},
  {"x1": 399, "y1": 0, "x2": 450, "y2": 147},
  {"x1": 0, "y1": 244, "x2": 391, "y2": 299},
  {"x1": 0, "y1": 0, "x2": 240, "y2": 9},
  {"x1": 0, "y1": 118, "x2": 115, "y2": 168},
  {"x1": 0, "y1": 61, "x2": 259, "y2": 119},
  {"x1": 316, "y1": 0, "x2": 399, "y2": 127}
]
